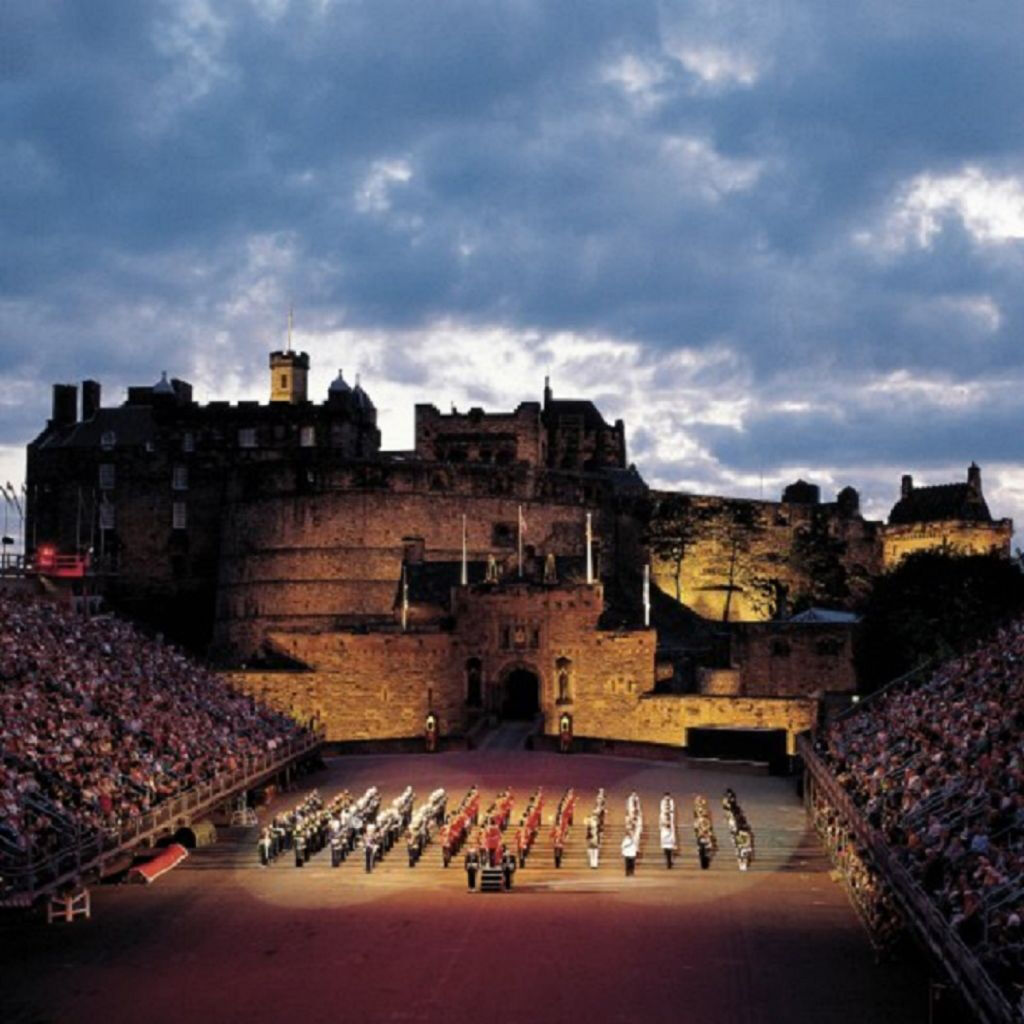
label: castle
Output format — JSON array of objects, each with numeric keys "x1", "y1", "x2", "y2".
[{"x1": 25, "y1": 347, "x2": 1012, "y2": 757}]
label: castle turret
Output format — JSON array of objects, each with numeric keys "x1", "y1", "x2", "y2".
[
  {"x1": 270, "y1": 350, "x2": 309, "y2": 404},
  {"x1": 967, "y1": 462, "x2": 982, "y2": 494}
]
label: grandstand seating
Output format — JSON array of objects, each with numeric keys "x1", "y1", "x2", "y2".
[
  {"x1": 0, "y1": 592, "x2": 313, "y2": 898},
  {"x1": 811, "y1": 619, "x2": 1024, "y2": 1021}
]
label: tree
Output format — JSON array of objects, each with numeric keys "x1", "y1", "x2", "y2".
[
  {"x1": 855, "y1": 551, "x2": 1024, "y2": 692},
  {"x1": 648, "y1": 493, "x2": 698, "y2": 603}
]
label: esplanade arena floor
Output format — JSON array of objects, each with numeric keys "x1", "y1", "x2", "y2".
[{"x1": 2, "y1": 748, "x2": 929, "y2": 1024}]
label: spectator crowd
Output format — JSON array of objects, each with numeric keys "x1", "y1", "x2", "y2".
[
  {"x1": 0, "y1": 592, "x2": 309, "y2": 882},
  {"x1": 819, "y1": 618, "x2": 1024, "y2": 1011}
]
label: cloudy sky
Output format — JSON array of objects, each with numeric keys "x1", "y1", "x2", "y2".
[{"x1": 3, "y1": 0, "x2": 1024, "y2": 544}]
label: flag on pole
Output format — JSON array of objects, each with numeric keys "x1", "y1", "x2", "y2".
[
  {"x1": 518, "y1": 505, "x2": 526, "y2": 578},
  {"x1": 585, "y1": 512, "x2": 593, "y2": 584},
  {"x1": 460, "y1": 514, "x2": 468, "y2": 586},
  {"x1": 401, "y1": 565, "x2": 409, "y2": 631},
  {"x1": 643, "y1": 563, "x2": 651, "y2": 628}
]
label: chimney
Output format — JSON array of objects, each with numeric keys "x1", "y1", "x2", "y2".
[
  {"x1": 51, "y1": 383, "x2": 78, "y2": 427},
  {"x1": 967, "y1": 462, "x2": 982, "y2": 493},
  {"x1": 81, "y1": 379, "x2": 101, "y2": 420},
  {"x1": 901, "y1": 474, "x2": 913, "y2": 499}
]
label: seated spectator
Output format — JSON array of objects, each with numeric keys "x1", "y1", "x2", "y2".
[
  {"x1": 817, "y1": 618, "x2": 1024, "y2": 1008},
  {"x1": 0, "y1": 592, "x2": 309, "y2": 883}
]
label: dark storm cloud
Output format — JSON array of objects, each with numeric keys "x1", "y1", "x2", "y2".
[
  {"x1": 693, "y1": 391, "x2": 1024, "y2": 476},
  {"x1": 2, "y1": 0, "x2": 1024, "y2": 528}
]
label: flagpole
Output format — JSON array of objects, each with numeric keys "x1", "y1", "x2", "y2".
[
  {"x1": 585, "y1": 512, "x2": 593, "y2": 584},
  {"x1": 517, "y1": 505, "x2": 523, "y2": 578},
  {"x1": 461, "y1": 514, "x2": 468, "y2": 586},
  {"x1": 643, "y1": 563, "x2": 650, "y2": 627},
  {"x1": 401, "y1": 565, "x2": 409, "y2": 632}
]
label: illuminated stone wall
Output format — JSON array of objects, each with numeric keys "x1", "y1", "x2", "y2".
[
  {"x1": 648, "y1": 491, "x2": 880, "y2": 623},
  {"x1": 727, "y1": 621, "x2": 856, "y2": 696},
  {"x1": 225, "y1": 610, "x2": 818, "y2": 755},
  {"x1": 224, "y1": 632, "x2": 464, "y2": 742},
  {"x1": 622, "y1": 694, "x2": 819, "y2": 756},
  {"x1": 214, "y1": 463, "x2": 622, "y2": 658},
  {"x1": 879, "y1": 519, "x2": 1013, "y2": 569}
]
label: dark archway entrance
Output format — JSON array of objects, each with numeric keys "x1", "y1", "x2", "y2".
[{"x1": 501, "y1": 667, "x2": 540, "y2": 719}]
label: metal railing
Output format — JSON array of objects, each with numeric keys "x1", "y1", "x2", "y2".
[
  {"x1": 799, "y1": 735, "x2": 1018, "y2": 1024},
  {"x1": 1, "y1": 729, "x2": 322, "y2": 903}
]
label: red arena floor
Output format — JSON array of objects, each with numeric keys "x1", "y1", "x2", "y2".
[{"x1": 1, "y1": 749, "x2": 929, "y2": 1024}]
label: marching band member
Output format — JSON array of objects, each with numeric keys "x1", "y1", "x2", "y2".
[
  {"x1": 621, "y1": 829, "x2": 638, "y2": 876},
  {"x1": 465, "y1": 844, "x2": 480, "y2": 890},
  {"x1": 585, "y1": 815, "x2": 600, "y2": 869}
]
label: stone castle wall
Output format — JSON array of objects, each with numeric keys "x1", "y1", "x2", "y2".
[
  {"x1": 214, "y1": 465, "x2": 626, "y2": 657},
  {"x1": 648, "y1": 491, "x2": 880, "y2": 623},
  {"x1": 725, "y1": 622, "x2": 856, "y2": 696},
  {"x1": 414, "y1": 402, "x2": 545, "y2": 465},
  {"x1": 880, "y1": 519, "x2": 1013, "y2": 568},
  {"x1": 223, "y1": 574, "x2": 817, "y2": 756},
  {"x1": 226, "y1": 631, "x2": 464, "y2": 741},
  {"x1": 225, "y1": 656, "x2": 816, "y2": 754}
]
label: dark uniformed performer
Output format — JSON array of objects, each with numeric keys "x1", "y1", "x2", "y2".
[
  {"x1": 465, "y1": 846, "x2": 480, "y2": 891},
  {"x1": 501, "y1": 848, "x2": 516, "y2": 890},
  {"x1": 294, "y1": 829, "x2": 307, "y2": 867}
]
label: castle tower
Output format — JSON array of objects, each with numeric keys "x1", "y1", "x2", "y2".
[
  {"x1": 269, "y1": 307, "x2": 310, "y2": 404},
  {"x1": 269, "y1": 350, "x2": 309, "y2": 403}
]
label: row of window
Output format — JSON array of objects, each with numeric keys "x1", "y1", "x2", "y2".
[
  {"x1": 98, "y1": 465, "x2": 190, "y2": 490},
  {"x1": 99, "y1": 426, "x2": 318, "y2": 455},
  {"x1": 97, "y1": 502, "x2": 187, "y2": 530}
]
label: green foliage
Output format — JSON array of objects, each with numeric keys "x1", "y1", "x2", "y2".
[{"x1": 855, "y1": 551, "x2": 1024, "y2": 692}]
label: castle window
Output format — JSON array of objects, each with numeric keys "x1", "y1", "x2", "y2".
[
  {"x1": 172, "y1": 465, "x2": 188, "y2": 490},
  {"x1": 530, "y1": 627, "x2": 540, "y2": 649},
  {"x1": 172, "y1": 502, "x2": 187, "y2": 530},
  {"x1": 100, "y1": 430, "x2": 116, "y2": 451},
  {"x1": 500, "y1": 625, "x2": 511, "y2": 650},
  {"x1": 182, "y1": 431, "x2": 195, "y2": 453},
  {"x1": 280, "y1": 374, "x2": 288, "y2": 390},
  {"x1": 492, "y1": 522, "x2": 515, "y2": 548},
  {"x1": 816, "y1": 637, "x2": 843, "y2": 657},
  {"x1": 99, "y1": 501, "x2": 115, "y2": 531},
  {"x1": 299, "y1": 426, "x2": 316, "y2": 447},
  {"x1": 238, "y1": 428, "x2": 257, "y2": 448},
  {"x1": 98, "y1": 464, "x2": 115, "y2": 491},
  {"x1": 771, "y1": 639, "x2": 791, "y2": 658}
]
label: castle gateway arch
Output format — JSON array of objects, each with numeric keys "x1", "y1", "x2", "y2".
[{"x1": 497, "y1": 662, "x2": 541, "y2": 720}]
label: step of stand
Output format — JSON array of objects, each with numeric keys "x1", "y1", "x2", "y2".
[{"x1": 479, "y1": 867, "x2": 505, "y2": 892}]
